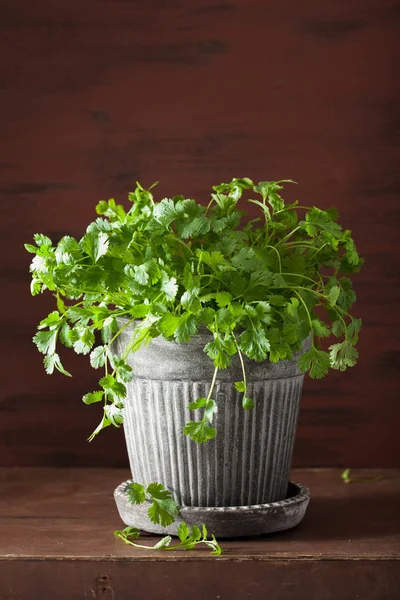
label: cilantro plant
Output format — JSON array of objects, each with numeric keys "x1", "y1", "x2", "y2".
[
  {"x1": 26, "y1": 178, "x2": 362, "y2": 443},
  {"x1": 26, "y1": 178, "x2": 362, "y2": 549}
]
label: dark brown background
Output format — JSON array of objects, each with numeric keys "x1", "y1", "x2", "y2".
[{"x1": 0, "y1": 0, "x2": 398, "y2": 468}]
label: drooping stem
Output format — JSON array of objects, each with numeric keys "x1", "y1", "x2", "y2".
[
  {"x1": 293, "y1": 289, "x2": 314, "y2": 347},
  {"x1": 232, "y1": 334, "x2": 247, "y2": 391},
  {"x1": 237, "y1": 348, "x2": 247, "y2": 389},
  {"x1": 265, "y1": 245, "x2": 282, "y2": 273},
  {"x1": 207, "y1": 366, "x2": 219, "y2": 402}
]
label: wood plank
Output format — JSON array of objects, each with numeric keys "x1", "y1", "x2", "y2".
[
  {"x1": 1, "y1": 560, "x2": 399, "y2": 600},
  {"x1": 0, "y1": 0, "x2": 399, "y2": 467},
  {"x1": 0, "y1": 468, "x2": 399, "y2": 600},
  {"x1": 0, "y1": 468, "x2": 399, "y2": 559}
]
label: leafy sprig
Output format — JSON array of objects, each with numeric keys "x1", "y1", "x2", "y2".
[
  {"x1": 114, "y1": 522, "x2": 223, "y2": 555},
  {"x1": 114, "y1": 481, "x2": 223, "y2": 555},
  {"x1": 183, "y1": 367, "x2": 218, "y2": 443},
  {"x1": 26, "y1": 178, "x2": 363, "y2": 439},
  {"x1": 341, "y1": 468, "x2": 385, "y2": 484},
  {"x1": 127, "y1": 481, "x2": 179, "y2": 527}
]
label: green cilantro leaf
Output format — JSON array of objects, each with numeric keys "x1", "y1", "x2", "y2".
[
  {"x1": 326, "y1": 286, "x2": 340, "y2": 307},
  {"x1": 44, "y1": 353, "x2": 72, "y2": 377},
  {"x1": 204, "y1": 399, "x2": 217, "y2": 422},
  {"x1": 127, "y1": 482, "x2": 146, "y2": 504},
  {"x1": 146, "y1": 483, "x2": 179, "y2": 527},
  {"x1": 332, "y1": 320, "x2": 345, "y2": 337},
  {"x1": 234, "y1": 381, "x2": 246, "y2": 392},
  {"x1": 248, "y1": 269, "x2": 274, "y2": 288},
  {"x1": 82, "y1": 391, "x2": 104, "y2": 405},
  {"x1": 160, "y1": 274, "x2": 178, "y2": 301},
  {"x1": 347, "y1": 318, "x2": 362, "y2": 345},
  {"x1": 33, "y1": 328, "x2": 59, "y2": 355},
  {"x1": 188, "y1": 397, "x2": 207, "y2": 410},
  {"x1": 183, "y1": 421, "x2": 217, "y2": 443},
  {"x1": 72, "y1": 327, "x2": 95, "y2": 355},
  {"x1": 204, "y1": 335, "x2": 236, "y2": 368},
  {"x1": 337, "y1": 277, "x2": 356, "y2": 310},
  {"x1": 33, "y1": 233, "x2": 52, "y2": 247},
  {"x1": 174, "y1": 313, "x2": 199, "y2": 343},
  {"x1": 329, "y1": 342, "x2": 359, "y2": 371},
  {"x1": 80, "y1": 231, "x2": 109, "y2": 262},
  {"x1": 158, "y1": 313, "x2": 182, "y2": 338},
  {"x1": 312, "y1": 319, "x2": 330, "y2": 338},
  {"x1": 302, "y1": 207, "x2": 342, "y2": 238},
  {"x1": 38, "y1": 311, "x2": 61, "y2": 329},
  {"x1": 104, "y1": 403, "x2": 124, "y2": 426},
  {"x1": 114, "y1": 359, "x2": 134, "y2": 382},
  {"x1": 298, "y1": 346, "x2": 331, "y2": 379},
  {"x1": 238, "y1": 329, "x2": 270, "y2": 361},
  {"x1": 178, "y1": 522, "x2": 190, "y2": 542},
  {"x1": 181, "y1": 288, "x2": 201, "y2": 312},
  {"x1": 90, "y1": 346, "x2": 107, "y2": 369}
]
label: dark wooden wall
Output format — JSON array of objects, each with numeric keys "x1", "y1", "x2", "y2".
[{"x1": 0, "y1": 0, "x2": 399, "y2": 468}]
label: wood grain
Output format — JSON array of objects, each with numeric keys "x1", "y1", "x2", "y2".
[
  {"x1": 0, "y1": 468, "x2": 399, "y2": 599},
  {"x1": 0, "y1": 0, "x2": 399, "y2": 467}
]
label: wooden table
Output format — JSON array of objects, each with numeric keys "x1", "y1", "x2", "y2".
[{"x1": 0, "y1": 468, "x2": 399, "y2": 599}]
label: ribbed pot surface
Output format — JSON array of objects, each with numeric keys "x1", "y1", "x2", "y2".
[{"x1": 115, "y1": 324, "x2": 310, "y2": 507}]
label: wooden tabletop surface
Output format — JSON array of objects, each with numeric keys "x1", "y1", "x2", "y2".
[
  {"x1": 1, "y1": 468, "x2": 399, "y2": 600},
  {"x1": 0, "y1": 467, "x2": 399, "y2": 561}
]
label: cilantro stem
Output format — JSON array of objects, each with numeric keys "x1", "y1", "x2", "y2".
[
  {"x1": 205, "y1": 197, "x2": 215, "y2": 216},
  {"x1": 276, "y1": 225, "x2": 302, "y2": 247},
  {"x1": 274, "y1": 205, "x2": 310, "y2": 216},
  {"x1": 116, "y1": 535, "x2": 163, "y2": 550},
  {"x1": 293, "y1": 290, "x2": 315, "y2": 347},
  {"x1": 265, "y1": 245, "x2": 282, "y2": 272},
  {"x1": 270, "y1": 284, "x2": 352, "y2": 340},
  {"x1": 283, "y1": 272, "x2": 321, "y2": 287},
  {"x1": 233, "y1": 335, "x2": 247, "y2": 391},
  {"x1": 104, "y1": 355, "x2": 109, "y2": 407},
  {"x1": 116, "y1": 531, "x2": 222, "y2": 554},
  {"x1": 310, "y1": 242, "x2": 329, "y2": 259},
  {"x1": 199, "y1": 273, "x2": 226, "y2": 286},
  {"x1": 282, "y1": 242, "x2": 315, "y2": 249},
  {"x1": 271, "y1": 284, "x2": 326, "y2": 301},
  {"x1": 167, "y1": 233, "x2": 193, "y2": 256},
  {"x1": 207, "y1": 366, "x2": 219, "y2": 402},
  {"x1": 108, "y1": 317, "x2": 137, "y2": 347}
]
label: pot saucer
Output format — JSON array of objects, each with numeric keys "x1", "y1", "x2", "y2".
[{"x1": 114, "y1": 480, "x2": 310, "y2": 538}]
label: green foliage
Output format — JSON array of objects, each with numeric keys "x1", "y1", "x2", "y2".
[
  {"x1": 26, "y1": 178, "x2": 362, "y2": 439},
  {"x1": 146, "y1": 482, "x2": 180, "y2": 527},
  {"x1": 27, "y1": 178, "x2": 362, "y2": 555},
  {"x1": 298, "y1": 346, "x2": 331, "y2": 379},
  {"x1": 114, "y1": 522, "x2": 222, "y2": 555},
  {"x1": 114, "y1": 482, "x2": 223, "y2": 555}
]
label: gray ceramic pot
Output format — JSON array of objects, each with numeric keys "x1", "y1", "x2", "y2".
[{"x1": 114, "y1": 322, "x2": 310, "y2": 508}]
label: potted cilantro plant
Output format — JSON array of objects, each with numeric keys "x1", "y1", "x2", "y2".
[{"x1": 26, "y1": 178, "x2": 362, "y2": 549}]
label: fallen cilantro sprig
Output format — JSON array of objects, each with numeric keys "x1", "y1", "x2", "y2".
[
  {"x1": 114, "y1": 523, "x2": 223, "y2": 555},
  {"x1": 114, "y1": 481, "x2": 223, "y2": 555},
  {"x1": 26, "y1": 178, "x2": 363, "y2": 442},
  {"x1": 341, "y1": 468, "x2": 385, "y2": 484}
]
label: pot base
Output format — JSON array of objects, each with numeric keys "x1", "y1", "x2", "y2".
[{"x1": 114, "y1": 480, "x2": 310, "y2": 538}]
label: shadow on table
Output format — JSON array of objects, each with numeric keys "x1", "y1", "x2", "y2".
[{"x1": 222, "y1": 491, "x2": 400, "y2": 543}]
